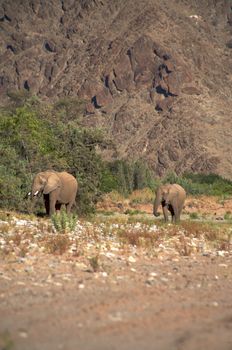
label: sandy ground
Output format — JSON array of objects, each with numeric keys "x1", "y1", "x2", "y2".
[
  {"x1": 1, "y1": 196, "x2": 232, "y2": 350},
  {"x1": 1, "y1": 253, "x2": 232, "y2": 350}
]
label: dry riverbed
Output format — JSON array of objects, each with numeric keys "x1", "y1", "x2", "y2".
[{"x1": 0, "y1": 205, "x2": 232, "y2": 350}]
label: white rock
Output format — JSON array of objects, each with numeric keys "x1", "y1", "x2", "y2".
[
  {"x1": 150, "y1": 272, "x2": 158, "y2": 277},
  {"x1": 128, "y1": 256, "x2": 136, "y2": 263}
]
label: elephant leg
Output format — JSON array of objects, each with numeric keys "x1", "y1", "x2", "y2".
[
  {"x1": 162, "y1": 205, "x2": 169, "y2": 222},
  {"x1": 168, "y1": 204, "x2": 176, "y2": 222},
  {"x1": 172, "y1": 199, "x2": 181, "y2": 223},
  {"x1": 65, "y1": 202, "x2": 73, "y2": 214},
  {"x1": 43, "y1": 194, "x2": 50, "y2": 215},
  {"x1": 49, "y1": 193, "x2": 57, "y2": 216}
]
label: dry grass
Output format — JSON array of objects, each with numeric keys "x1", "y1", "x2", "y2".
[
  {"x1": 43, "y1": 234, "x2": 71, "y2": 255},
  {"x1": 1, "y1": 207, "x2": 232, "y2": 259},
  {"x1": 128, "y1": 188, "x2": 154, "y2": 204}
]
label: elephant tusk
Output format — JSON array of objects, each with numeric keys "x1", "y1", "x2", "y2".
[
  {"x1": 27, "y1": 192, "x2": 31, "y2": 196},
  {"x1": 33, "y1": 190, "x2": 39, "y2": 196}
]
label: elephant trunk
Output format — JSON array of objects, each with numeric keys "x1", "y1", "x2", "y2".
[
  {"x1": 31, "y1": 184, "x2": 43, "y2": 198},
  {"x1": 153, "y1": 189, "x2": 161, "y2": 217}
]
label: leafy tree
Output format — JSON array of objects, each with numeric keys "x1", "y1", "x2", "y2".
[{"x1": 0, "y1": 96, "x2": 107, "y2": 213}]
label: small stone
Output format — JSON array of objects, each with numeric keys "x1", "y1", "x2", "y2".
[
  {"x1": 150, "y1": 272, "x2": 158, "y2": 277},
  {"x1": 217, "y1": 251, "x2": 225, "y2": 257},
  {"x1": 18, "y1": 330, "x2": 28, "y2": 338},
  {"x1": 128, "y1": 256, "x2": 136, "y2": 263},
  {"x1": 108, "y1": 312, "x2": 123, "y2": 322},
  {"x1": 16, "y1": 281, "x2": 26, "y2": 286},
  {"x1": 79, "y1": 283, "x2": 85, "y2": 289},
  {"x1": 54, "y1": 282, "x2": 63, "y2": 287},
  {"x1": 160, "y1": 277, "x2": 169, "y2": 283},
  {"x1": 218, "y1": 263, "x2": 228, "y2": 268}
]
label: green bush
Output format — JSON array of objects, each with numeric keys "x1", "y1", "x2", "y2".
[
  {"x1": 103, "y1": 159, "x2": 157, "y2": 196},
  {"x1": 163, "y1": 171, "x2": 232, "y2": 196},
  {"x1": 0, "y1": 96, "x2": 109, "y2": 214},
  {"x1": 51, "y1": 210, "x2": 77, "y2": 233}
]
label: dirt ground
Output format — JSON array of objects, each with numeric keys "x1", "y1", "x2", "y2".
[{"x1": 1, "y1": 196, "x2": 232, "y2": 350}]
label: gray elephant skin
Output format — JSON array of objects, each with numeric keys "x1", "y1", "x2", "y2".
[
  {"x1": 29, "y1": 170, "x2": 78, "y2": 216},
  {"x1": 153, "y1": 184, "x2": 186, "y2": 222}
]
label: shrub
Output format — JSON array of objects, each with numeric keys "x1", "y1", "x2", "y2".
[
  {"x1": 0, "y1": 96, "x2": 110, "y2": 214},
  {"x1": 189, "y1": 212, "x2": 199, "y2": 220},
  {"x1": 44, "y1": 234, "x2": 71, "y2": 255},
  {"x1": 163, "y1": 171, "x2": 232, "y2": 196},
  {"x1": 51, "y1": 210, "x2": 77, "y2": 233},
  {"x1": 129, "y1": 188, "x2": 154, "y2": 204},
  {"x1": 104, "y1": 159, "x2": 157, "y2": 196},
  {"x1": 224, "y1": 211, "x2": 232, "y2": 220}
]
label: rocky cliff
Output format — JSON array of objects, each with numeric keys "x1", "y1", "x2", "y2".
[{"x1": 1, "y1": 0, "x2": 232, "y2": 178}]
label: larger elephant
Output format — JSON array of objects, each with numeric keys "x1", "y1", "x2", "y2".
[
  {"x1": 153, "y1": 184, "x2": 186, "y2": 222},
  {"x1": 29, "y1": 170, "x2": 78, "y2": 216}
]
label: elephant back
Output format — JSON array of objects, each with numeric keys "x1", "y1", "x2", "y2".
[
  {"x1": 59, "y1": 172, "x2": 78, "y2": 192},
  {"x1": 173, "y1": 183, "x2": 186, "y2": 194}
]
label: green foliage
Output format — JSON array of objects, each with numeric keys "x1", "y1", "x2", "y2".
[
  {"x1": 163, "y1": 171, "x2": 232, "y2": 196},
  {"x1": 103, "y1": 159, "x2": 157, "y2": 196},
  {"x1": 1, "y1": 94, "x2": 232, "y2": 215},
  {"x1": 189, "y1": 212, "x2": 199, "y2": 220},
  {"x1": 51, "y1": 210, "x2": 77, "y2": 233},
  {"x1": 224, "y1": 211, "x2": 232, "y2": 221},
  {"x1": 53, "y1": 97, "x2": 85, "y2": 122},
  {"x1": 0, "y1": 96, "x2": 108, "y2": 214}
]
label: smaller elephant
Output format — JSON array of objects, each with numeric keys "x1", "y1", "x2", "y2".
[
  {"x1": 153, "y1": 184, "x2": 186, "y2": 223},
  {"x1": 28, "y1": 170, "x2": 78, "y2": 216}
]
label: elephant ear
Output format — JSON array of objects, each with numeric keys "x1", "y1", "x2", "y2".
[{"x1": 43, "y1": 174, "x2": 61, "y2": 194}]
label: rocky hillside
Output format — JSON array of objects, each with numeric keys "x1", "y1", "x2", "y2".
[{"x1": 1, "y1": 0, "x2": 232, "y2": 178}]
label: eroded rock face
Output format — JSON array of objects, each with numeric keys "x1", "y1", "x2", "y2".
[{"x1": 0, "y1": 0, "x2": 232, "y2": 178}]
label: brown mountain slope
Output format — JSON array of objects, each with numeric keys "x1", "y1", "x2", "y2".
[{"x1": 1, "y1": 0, "x2": 232, "y2": 178}]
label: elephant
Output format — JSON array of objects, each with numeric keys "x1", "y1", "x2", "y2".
[
  {"x1": 153, "y1": 184, "x2": 186, "y2": 223},
  {"x1": 28, "y1": 170, "x2": 78, "y2": 216}
]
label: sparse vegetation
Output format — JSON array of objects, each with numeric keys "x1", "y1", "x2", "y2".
[
  {"x1": 189, "y1": 212, "x2": 199, "y2": 220},
  {"x1": 88, "y1": 255, "x2": 100, "y2": 272},
  {"x1": 44, "y1": 234, "x2": 71, "y2": 255},
  {"x1": 164, "y1": 172, "x2": 232, "y2": 196},
  {"x1": 224, "y1": 211, "x2": 232, "y2": 221},
  {"x1": 0, "y1": 330, "x2": 14, "y2": 350},
  {"x1": 51, "y1": 210, "x2": 77, "y2": 234}
]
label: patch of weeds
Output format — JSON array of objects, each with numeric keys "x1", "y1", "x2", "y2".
[
  {"x1": 189, "y1": 212, "x2": 199, "y2": 220},
  {"x1": 97, "y1": 210, "x2": 115, "y2": 216},
  {"x1": 224, "y1": 211, "x2": 232, "y2": 220},
  {"x1": 44, "y1": 234, "x2": 71, "y2": 255},
  {"x1": 124, "y1": 209, "x2": 146, "y2": 215},
  {"x1": 0, "y1": 211, "x2": 12, "y2": 222},
  {"x1": 18, "y1": 244, "x2": 28, "y2": 257},
  {"x1": 0, "y1": 222, "x2": 10, "y2": 234},
  {"x1": 51, "y1": 210, "x2": 77, "y2": 233},
  {"x1": 0, "y1": 330, "x2": 14, "y2": 350},
  {"x1": 174, "y1": 235, "x2": 194, "y2": 256},
  {"x1": 180, "y1": 221, "x2": 232, "y2": 251},
  {"x1": 117, "y1": 224, "x2": 160, "y2": 249},
  {"x1": 88, "y1": 255, "x2": 100, "y2": 272},
  {"x1": 129, "y1": 188, "x2": 154, "y2": 204},
  {"x1": 11, "y1": 232, "x2": 22, "y2": 246}
]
